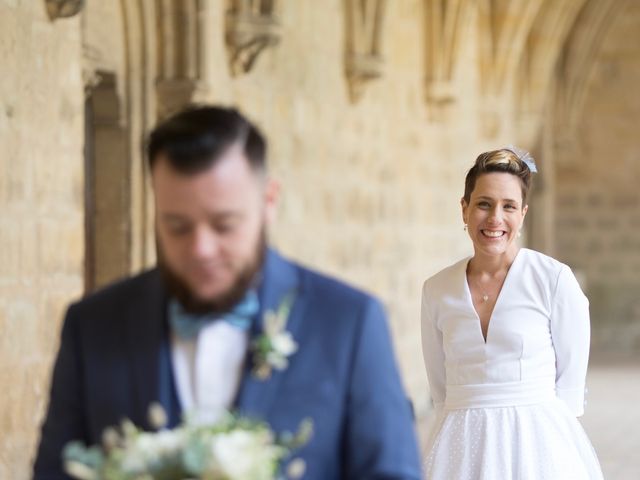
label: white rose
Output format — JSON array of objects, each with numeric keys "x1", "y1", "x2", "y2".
[
  {"x1": 209, "y1": 429, "x2": 280, "y2": 479},
  {"x1": 266, "y1": 352, "x2": 288, "y2": 370},
  {"x1": 121, "y1": 430, "x2": 184, "y2": 472},
  {"x1": 153, "y1": 429, "x2": 185, "y2": 454},
  {"x1": 119, "y1": 448, "x2": 148, "y2": 474},
  {"x1": 271, "y1": 332, "x2": 298, "y2": 356}
]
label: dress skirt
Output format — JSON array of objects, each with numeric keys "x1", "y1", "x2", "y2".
[{"x1": 423, "y1": 397, "x2": 603, "y2": 480}]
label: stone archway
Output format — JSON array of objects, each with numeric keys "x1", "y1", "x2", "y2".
[
  {"x1": 81, "y1": 0, "x2": 157, "y2": 290},
  {"x1": 81, "y1": 0, "x2": 206, "y2": 291},
  {"x1": 550, "y1": 0, "x2": 640, "y2": 354}
]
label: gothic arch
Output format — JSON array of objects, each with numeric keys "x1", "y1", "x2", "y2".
[
  {"x1": 549, "y1": 0, "x2": 640, "y2": 352},
  {"x1": 477, "y1": 0, "x2": 544, "y2": 99},
  {"x1": 523, "y1": 0, "x2": 629, "y2": 255},
  {"x1": 513, "y1": 0, "x2": 588, "y2": 146},
  {"x1": 511, "y1": 0, "x2": 628, "y2": 149},
  {"x1": 82, "y1": 0, "x2": 206, "y2": 290},
  {"x1": 474, "y1": 0, "x2": 544, "y2": 137},
  {"x1": 553, "y1": 0, "x2": 629, "y2": 145},
  {"x1": 470, "y1": 0, "x2": 628, "y2": 144}
]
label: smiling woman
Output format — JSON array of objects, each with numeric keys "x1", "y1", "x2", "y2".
[
  {"x1": 463, "y1": 173, "x2": 527, "y2": 269},
  {"x1": 420, "y1": 148, "x2": 604, "y2": 479},
  {"x1": 461, "y1": 151, "x2": 531, "y2": 340}
]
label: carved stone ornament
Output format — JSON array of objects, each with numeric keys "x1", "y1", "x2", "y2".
[
  {"x1": 345, "y1": 53, "x2": 384, "y2": 102},
  {"x1": 155, "y1": 0, "x2": 204, "y2": 118},
  {"x1": 344, "y1": 0, "x2": 387, "y2": 103},
  {"x1": 424, "y1": 0, "x2": 473, "y2": 109},
  {"x1": 225, "y1": 1, "x2": 282, "y2": 76},
  {"x1": 45, "y1": 0, "x2": 84, "y2": 20}
]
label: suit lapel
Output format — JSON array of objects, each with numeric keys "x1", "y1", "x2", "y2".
[
  {"x1": 122, "y1": 254, "x2": 305, "y2": 427},
  {"x1": 124, "y1": 270, "x2": 181, "y2": 428},
  {"x1": 235, "y1": 248, "x2": 305, "y2": 418}
]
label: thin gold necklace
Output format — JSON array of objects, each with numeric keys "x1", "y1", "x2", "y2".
[
  {"x1": 470, "y1": 272, "x2": 506, "y2": 303},
  {"x1": 468, "y1": 253, "x2": 517, "y2": 303},
  {"x1": 476, "y1": 280, "x2": 491, "y2": 302}
]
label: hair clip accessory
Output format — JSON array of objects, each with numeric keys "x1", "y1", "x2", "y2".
[{"x1": 504, "y1": 144, "x2": 538, "y2": 173}]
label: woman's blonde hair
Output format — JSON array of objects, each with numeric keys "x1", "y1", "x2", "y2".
[{"x1": 463, "y1": 149, "x2": 533, "y2": 204}]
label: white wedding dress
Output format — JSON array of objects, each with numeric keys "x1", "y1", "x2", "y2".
[{"x1": 421, "y1": 248, "x2": 603, "y2": 479}]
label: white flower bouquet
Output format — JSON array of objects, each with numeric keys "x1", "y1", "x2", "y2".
[{"x1": 63, "y1": 405, "x2": 312, "y2": 480}]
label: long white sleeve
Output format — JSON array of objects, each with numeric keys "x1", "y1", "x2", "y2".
[
  {"x1": 550, "y1": 264, "x2": 591, "y2": 416},
  {"x1": 421, "y1": 281, "x2": 446, "y2": 409}
]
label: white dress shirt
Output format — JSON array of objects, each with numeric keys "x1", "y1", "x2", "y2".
[{"x1": 171, "y1": 321, "x2": 249, "y2": 418}]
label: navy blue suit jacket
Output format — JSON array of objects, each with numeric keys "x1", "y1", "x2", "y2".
[{"x1": 34, "y1": 249, "x2": 421, "y2": 479}]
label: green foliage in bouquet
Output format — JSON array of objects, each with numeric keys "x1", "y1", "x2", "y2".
[{"x1": 62, "y1": 405, "x2": 312, "y2": 480}]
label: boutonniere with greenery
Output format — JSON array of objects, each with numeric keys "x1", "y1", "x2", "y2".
[{"x1": 252, "y1": 292, "x2": 298, "y2": 380}]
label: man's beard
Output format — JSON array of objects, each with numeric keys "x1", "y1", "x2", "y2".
[{"x1": 157, "y1": 229, "x2": 266, "y2": 315}]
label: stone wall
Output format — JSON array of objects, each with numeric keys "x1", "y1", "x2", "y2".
[
  {"x1": 555, "y1": 1, "x2": 640, "y2": 354},
  {"x1": 200, "y1": 0, "x2": 491, "y2": 443},
  {"x1": 0, "y1": 2, "x2": 84, "y2": 478},
  {"x1": 1, "y1": 1, "x2": 637, "y2": 478},
  {"x1": 202, "y1": 0, "x2": 530, "y2": 431}
]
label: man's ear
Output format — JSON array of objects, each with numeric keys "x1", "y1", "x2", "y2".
[{"x1": 264, "y1": 177, "x2": 280, "y2": 225}]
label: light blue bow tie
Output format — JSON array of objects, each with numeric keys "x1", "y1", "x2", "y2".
[{"x1": 168, "y1": 290, "x2": 260, "y2": 339}]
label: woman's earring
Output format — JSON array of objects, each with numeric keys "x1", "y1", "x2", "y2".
[
  {"x1": 464, "y1": 224, "x2": 468, "y2": 232},
  {"x1": 517, "y1": 230, "x2": 522, "y2": 238}
]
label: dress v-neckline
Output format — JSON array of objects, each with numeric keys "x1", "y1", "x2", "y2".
[{"x1": 463, "y1": 248, "x2": 525, "y2": 344}]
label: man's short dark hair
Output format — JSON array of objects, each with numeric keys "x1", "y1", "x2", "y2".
[{"x1": 146, "y1": 105, "x2": 266, "y2": 174}]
